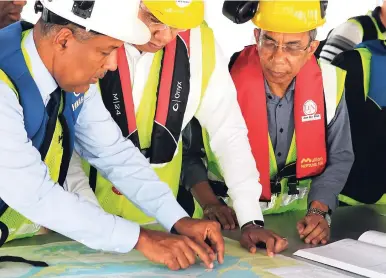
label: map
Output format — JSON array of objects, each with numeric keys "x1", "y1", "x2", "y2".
[{"x1": 0, "y1": 238, "x2": 352, "y2": 278}]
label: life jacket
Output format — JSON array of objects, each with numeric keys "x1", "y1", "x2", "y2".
[
  {"x1": 203, "y1": 45, "x2": 345, "y2": 214},
  {"x1": 0, "y1": 22, "x2": 83, "y2": 243},
  {"x1": 231, "y1": 45, "x2": 327, "y2": 201},
  {"x1": 81, "y1": 22, "x2": 216, "y2": 223},
  {"x1": 335, "y1": 40, "x2": 386, "y2": 205}
]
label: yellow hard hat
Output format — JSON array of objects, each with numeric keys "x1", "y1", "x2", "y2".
[
  {"x1": 142, "y1": 0, "x2": 204, "y2": 30},
  {"x1": 252, "y1": 0, "x2": 327, "y2": 33}
]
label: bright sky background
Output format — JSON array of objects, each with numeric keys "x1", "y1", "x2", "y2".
[{"x1": 22, "y1": 0, "x2": 383, "y2": 60}]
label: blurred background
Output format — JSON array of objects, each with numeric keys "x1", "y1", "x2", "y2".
[{"x1": 21, "y1": 0, "x2": 383, "y2": 60}]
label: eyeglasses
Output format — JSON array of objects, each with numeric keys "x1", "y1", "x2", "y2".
[
  {"x1": 139, "y1": 3, "x2": 186, "y2": 33},
  {"x1": 258, "y1": 38, "x2": 312, "y2": 56}
]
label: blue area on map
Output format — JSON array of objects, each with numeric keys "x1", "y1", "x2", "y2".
[
  {"x1": 19, "y1": 253, "x2": 260, "y2": 277},
  {"x1": 11, "y1": 242, "x2": 263, "y2": 278}
]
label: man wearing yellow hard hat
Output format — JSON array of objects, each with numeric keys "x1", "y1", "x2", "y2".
[
  {"x1": 198, "y1": 0, "x2": 354, "y2": 248},
  {"x1": 66, "y1": 0, "x2": 280, "y2": 255}
]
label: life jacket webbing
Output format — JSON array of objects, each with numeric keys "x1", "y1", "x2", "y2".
[
  {"x1": 117, "y1": 46, "x2": 137, "y2": 138},
  {"x1": 154, "y1": 39, "x2": 176, "y2": 127},
  {"x1": 231, "y1": 46, "x2": 327, "y2": 201},
  {"x1": 103, "y1": 32, "x2": 191, "y2": 164}
]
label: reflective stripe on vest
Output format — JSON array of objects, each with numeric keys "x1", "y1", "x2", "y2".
[
  {"x1": 0, "y1": 25, "x2": 83, "y2": 242},
  {"x1": 82, "y1": 22, "x2": 216, "y2": 223}
]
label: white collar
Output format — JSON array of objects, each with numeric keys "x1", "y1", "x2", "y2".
[{"x1": 24, "y1": 30, "x2": 58, "y2": 103}]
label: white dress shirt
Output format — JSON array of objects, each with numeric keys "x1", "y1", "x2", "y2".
[
  {"x1": 0, "y1": 30, "x2": 188, "y2": 253},
  {"x1": 68, "y1": 26, "x2": 264, "y2": 226}
]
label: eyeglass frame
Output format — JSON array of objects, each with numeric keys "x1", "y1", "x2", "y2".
[{"x1": 257, "y1": 35, "x2": 314, "y2": 56}]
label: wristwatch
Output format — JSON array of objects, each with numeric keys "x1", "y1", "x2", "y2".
[
  {"x1": 307, "y1": 208, "x2": 331, "y2": 227},
  {"x1": 241, "y1": 220, "x2": 264, "y2": 230}
]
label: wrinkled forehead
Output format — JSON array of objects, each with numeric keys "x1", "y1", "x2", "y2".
[{"x1": 260, "y1": 30, "x2": 310, "y2": 44}]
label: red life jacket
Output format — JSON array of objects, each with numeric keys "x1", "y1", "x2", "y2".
[
  {"x1": 96, "y1": 32, "x2": 191, "y2": 195},
  {"x1": 230, "y1": 45, "x2": 327, "y2": 201},
  {"x1": 99, "y1": 31, "x2": 191, "y2": 165}
]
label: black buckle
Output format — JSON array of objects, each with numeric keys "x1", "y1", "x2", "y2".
[
  {"x1": 270, "y1": 178, "x2": 281, "y2": 195},
  {"x1": 287, "y1": 178, "x2": 300, "y2": 196},
  {"x1": 270, "y1": 177, "x2": 300, "y2": 196}
]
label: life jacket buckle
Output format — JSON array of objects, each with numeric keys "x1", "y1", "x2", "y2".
[
  {"x1": 287, "y1": 178, "x2": 300, "y2": 196},
  {"x1": 270, "y1": 178, "x2": 282, "y2": 195}
]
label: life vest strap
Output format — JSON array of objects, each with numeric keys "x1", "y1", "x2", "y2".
[{"x1": 0, "y1": 221, "x2": 48, "y2": 266}]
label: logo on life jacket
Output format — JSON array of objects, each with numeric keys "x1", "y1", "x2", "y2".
[
  {"x1": 172, "y1": 81, "x2": 183, "y2": 112},
  {"x1": 302, "y1": 100, "x2": 321, "y2": 122},
  {"x1": 112, "y1": 187, "x2": 122, "y2": 195},
  {"x1": 112, "y1": 93, "x2": 122, "y2": 116},
  {"x1": 72, "y1": 95, "x2": 84, "y2": 111},
  {"x1": 300, "y1": 157, "x2": 324, "y2": 169}
]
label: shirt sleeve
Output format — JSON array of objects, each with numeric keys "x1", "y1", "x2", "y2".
[
  {"x1": 195, "y1": 41, "x2": 264, "y2": 226},
  {"x1": 308, "y1": 93, "x2": 354, "y2": 211},
  {"x1": 319, "y1": 20, "x2": 364, "y2": 63},
  {"x1": 181, "y1": 118, "x2": 209, "y2": 190},
  {"x1": 0, "y1": 81, "x2": 139, "y2": 253},
  {"x1": 64, "y1": 151, "x2": 100, "y2": 207},
  {"x1": 74, "y1": 85, "x2": 189, "y2": 231}
]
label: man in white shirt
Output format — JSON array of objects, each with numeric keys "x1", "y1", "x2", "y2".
[
  {"x1": 69, "y1": 0, "x2": 288, "y2": 257},
  {"x1": 0, "y1": 0, "x2": 223, "y2": 271}
]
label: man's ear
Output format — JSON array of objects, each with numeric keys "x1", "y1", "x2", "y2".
[
  {"x1": 254, "y1": 28, "x2": 261, "y2": 44},
  {"x1": 53, "y1": 28, "x2": 75, "y2": 52},
  {"x1": 307, "y1": 40, "x2": 320, "y2": 59}
]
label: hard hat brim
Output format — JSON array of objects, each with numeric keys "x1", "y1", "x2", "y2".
[
  {"x1": 108, "y1": 18, "x2": 151, "y2": 45},
  {"x1": 144, "y1": 1, "x2": 204, "y2": 30},
  {"x1": 40, "y1": 0, "x2": 151, "y2": 45}
]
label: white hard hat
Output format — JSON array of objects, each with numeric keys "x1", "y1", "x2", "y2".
[{"x1": 36, "y1": 0, "x2": 151, "y2": 45}]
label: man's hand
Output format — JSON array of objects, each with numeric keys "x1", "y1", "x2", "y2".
[
  {"x1": 203, "y1": 204, "x2": 238, "y2": 230},
  {"x1": 240, "y1": 225, "x2": 288, "y2": 257},
  {"x1": 297, "y1": 201, "x2": 331, "y2": 245},
  {"x1": 173, "y1": 217, "x2": 225, "y2": 265},
  {"x1": 297, "y1": 214, "x2": 330, "y2": 245},
  {"x1": 135, "y1": 228, "x2": 215, "y2": 271}
]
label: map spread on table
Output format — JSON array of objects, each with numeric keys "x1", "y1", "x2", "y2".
[{"x1": 0, "y1": 238, "x2": 352, "y2": 277}]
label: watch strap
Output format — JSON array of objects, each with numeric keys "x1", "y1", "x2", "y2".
[
  {"x1": 307, "y1": 208, "x2": 327, "y2": 217},
  {"x1": 241, "y1": 220, "x2": 264, "y2": 230}
]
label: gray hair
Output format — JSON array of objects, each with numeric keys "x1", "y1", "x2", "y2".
[
  {"x1": 309, "y1": 29, "x2": 317, "y2": 41},
  {"x1": 38, "y1": 18, "x2": 97, "y2": 41}
]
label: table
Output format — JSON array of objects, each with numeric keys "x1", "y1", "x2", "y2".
[
  {"x1": 4, "y1": 205, "x2": 386, "y2": 277},
  {"x1": 224, "y1": 204, "x2": 386, "y2": 255}
]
